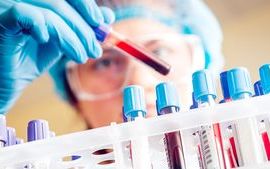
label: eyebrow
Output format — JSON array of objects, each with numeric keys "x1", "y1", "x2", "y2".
[
  {"x1": 102, "y1": 48, "x2": 119, "y2": 56},
  {"x1": 142, "y1": 39, "x2": 161, "y2": 47}
]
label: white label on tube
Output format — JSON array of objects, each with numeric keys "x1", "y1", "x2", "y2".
[
  {"x1": 181, "y1": 129, "x2": 201, "y2": 169},
  {"x1": 131, "y1": 116, "x2": 152, "y2": 169},
  {"x1": 261, "y1": 117, "x2": 270, "y2": 142},
  {"x1": 199, "y1": 125, "x2": 220, "y2": 169},
  {"x1": 131, "y1": 137, "x2": 152, "y2": 169},
  {"x1": 235, "y1": 117, "x2": 264, "y2": 165}
]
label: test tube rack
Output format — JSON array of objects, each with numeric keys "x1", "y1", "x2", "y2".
[{"x1": 1, "y1": 94, "x2": 270, "y2": 169}]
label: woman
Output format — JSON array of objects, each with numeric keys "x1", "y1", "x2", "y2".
[{"x1": 49, "y1": 0, "x2": 224, "y2": 129}]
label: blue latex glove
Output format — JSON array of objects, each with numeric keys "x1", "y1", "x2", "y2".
[{"x1": 0, "y1": 0, "x2": 115, "y2": 114}]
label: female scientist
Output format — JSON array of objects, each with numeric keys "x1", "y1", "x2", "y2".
[{"x1": 0, "y1": 0, "x2": 223, "y2": 129}]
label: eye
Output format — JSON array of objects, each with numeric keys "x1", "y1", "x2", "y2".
[
  {"x1": 91, "y1": 55, "x2": 127, "y2": 72},
  {"x1": 151, "y1": 47, "x2": 171, "y2": 59},
  {"x1": 92, "y1": 57, "x2": 115, "y2": 71}
]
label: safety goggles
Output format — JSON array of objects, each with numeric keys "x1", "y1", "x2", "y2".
[{"x1": 66, "y1": 33, "x2": 205, "y2": 101}]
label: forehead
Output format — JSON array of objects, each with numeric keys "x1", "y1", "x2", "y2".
[{"x1": 112, "y1": 18, "x2": 179, "y2": 39}]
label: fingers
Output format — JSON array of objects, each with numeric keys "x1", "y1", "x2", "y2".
[
  {"x1": 23, "y1": 0, "x2": 103, "y2": 58},
  {"x1": 55, "y1": 0, "x2": 103, "y2": 58},
  {"x1": 43, "y1": 9, "x2": 88, "y2": 64},
  {"x1": 0, "y1": 2, "x2": 89, "y2": 64},
  {"x1": 0, "y1": 86, "x2": 21, "y2": 115},
  {"x1": 100, "y1": 6, "x2": 115, "y2": 24},
  {"x1": 0, "y1": 3, "x2": 49, "y2": 43},
  {"x1": 66, "y1": 1, "x2": 115, "y2": 25},
  {"x1": 66, "y1": 0, "x2": 104, "y2": 26}
]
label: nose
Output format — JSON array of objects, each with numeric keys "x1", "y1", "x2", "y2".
[
  {"x1": 128, "y1": 62, "x2": 161, "y2": 87},
  {"x1": 127, "y1": 63, "x2": 161, "y2": 117}
]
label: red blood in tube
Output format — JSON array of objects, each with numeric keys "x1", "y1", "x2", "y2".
[
  {"x1": 227, "y1": 148, "x2": 236, "y2": 168},
  {"x1": 229, "y1": 137, "x2": 239, "y2": 166},
  {"x1": 262, "y1": 132, "x2": 270, "y2": 160},
  {"x1": 197, "y1": 144, "x2": 204, "y2": 168},
  {"x1": 115, "y1": 40, "x2": 171, "y2": 75},
  {"x1": 165, "y1": 132, "x2": 185, "y2": 169},
  {"x1": 213, "y1": 123, "x2": 227, "y2": 168}
]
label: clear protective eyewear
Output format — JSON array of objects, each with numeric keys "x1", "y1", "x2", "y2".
[{"x1": 66, "y1": 33, "x2": 205, "y2": 101}]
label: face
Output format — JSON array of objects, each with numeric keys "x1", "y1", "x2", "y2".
[{"x1": 69, "y1": 18, "x2": 196, "y2": 128}]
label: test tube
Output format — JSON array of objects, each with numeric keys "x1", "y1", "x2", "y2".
[
  {"x1": 16, "y1": 138, "x2": 24, "y2": 145},
  {"x1": 259, "y1": 64, "x2": 270, "y2": 95},
  {"x1": 49, "y1": 131, "x2": 56, "y2": 138},
  {"x1": 259, "y1": 64, "x2": 270, "y2": 161},
  {"x1": 190, "y1": 92, "x2": 198, "y2": 110},
  {"x1": 122, "y1": 111, "x2": 128, "y2": 123},
  {"x1": 91, "y1": 24, "x2": 171, "y2": 75},
  {"x1": 5, "y1": 127, "x2": 16, "y2": 147},
  {"x1": 254, "y1": 81, "x2": 265, "y2": 97},
  {"x1": 27, "y1": 119, "x2": 51, "y2": 169},
  {"x1": 220, "y1": 71, "x2": 232, "y2": 103},
  {"x1": 254, "y1": 80, "x2": 270, "y2": 161},
  {"x1": 220, "y1": 71, "x2": 241, "y2": 168},
  {"x1": 182, "y1": 92, "x2": 204, "y2": 169},
  {"x1": 192, "y1": 70, "x2": 224, "y2": 169},
  {"x1": 156, "y1": 82, "x2": 186, "y2": 169},
  {"x1": 227, "y1": 67, "x2": 264, "y2": 166},
  {"x1": 0, "y1": 115, "x2": 7, "y2": 148},
  {"x1": 27, "y1": 120, "x2": 50, "y2": 142},
  {"x1": 123, "y1": 85, "x2": 152, "y2": 169}
]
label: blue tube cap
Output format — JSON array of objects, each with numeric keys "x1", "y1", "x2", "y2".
[
  {"x1": 190, "y1": 92, "x2": 198, "y2": 109},
  {"x1": 254, "y1": 81, "x2": 264, "y2": 96},
  {"x1": 123, "y1": 85, "x2": 146, "y2": 119},
  {"x1": 220, "y1": 71, "x2": 230, "y2": 100},
  {"x1": 0, "y1": 115, "x2": 7, "y2": 144},
  {"x1": 122, "y1": 111, "x2": 128, "y2": 122},
  {"x1": 227, "y1": 67, "x2": 253, "y2": 100},
  {"x1": 156, "y1": 82, "x2": 180, "y2": 114},
  {"x1": 259, "y1": 64, "x2": 270, "y2": 94},
  {"x1": 91, "y1": 24, "x2": 110, "y2": 42},
  {"x1": 192, "y1": 70, "x2": 217, "y2": 101}
]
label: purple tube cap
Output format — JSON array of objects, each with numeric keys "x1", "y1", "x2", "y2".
[
  {"x1": 16, "y1": 138, "x2": 24, "y2": 144},
  {"x1": 27, "y1": 119, "x2": 50, "y2": 142},
  {"x1": 49, "y1": 131, "x2": 56, "y2": 137},
  {"x1": 0, "y1": 115, "x2": 7, "y2": 143}
]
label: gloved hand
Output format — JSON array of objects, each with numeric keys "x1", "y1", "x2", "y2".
[{"x1": 0, "y1": 0, "x2": 115, "y2": 114}]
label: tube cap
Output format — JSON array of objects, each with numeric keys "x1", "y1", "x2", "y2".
[
  {"x1": 254, "y1": 81, "x2": 264, "y2": 96},
  {"x1": 16, "y1": 138, "x2": 24, "y2": 144},
  {"x1": 5, "y1": 127, "x2": 16, "y2": 146},
  {"x1": 27, "y1": 120, "x2": 50, "y2": 142},
  {"x1": 192, "y1": 70, "x2": 217, "y2": 101},
  {"x1": 50, "y1": 131, "x2": 56, "y2": 137},
  {"x1": 91, "y1": 24, "x2": 110, "y2": 42},
  {"x1": 227, "y1": 67, "x2": 253, "y2": 100},
  {"x1": 190, "y1": 92, "x2": 198, "y2": 109},
  {"x1": 122, "y1": 111, "x2": 128, "y2": 122},
  {"x1": 156, "y1": 82, "x2": 180, "y2": 114},
  {"x1": 259, "y1": 64, "x2": 270, "y2": 94},
  {"x1": 220, "y1": 71, "x2": 230, "y2": 100},
  {"x1": 123, "y1": 85, "x2": 146, "y2": 119},
  {"x1": 0, "y1": 115, "x2": 7, "y2": 143}
]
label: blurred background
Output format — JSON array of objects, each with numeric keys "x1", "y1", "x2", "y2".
[{"x1": 6, "y1": 0, "x2": 270, "y2": 140}]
